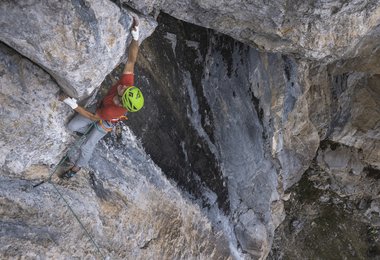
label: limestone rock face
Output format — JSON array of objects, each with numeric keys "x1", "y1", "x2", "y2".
[
  {"x1": 126, "y1": 13, "x2": 380, "y2": 258},
  {"x1": 269, "y1": 171, "x2": 380, "y2": 259},
  {"x1": 125, "y1": 0, "x2": 380, "y2": 63},
  {"x1": 328, "y1": 74, "x2": 380, "y2": 168},
  {"x1": 124, "y1": 14, "x2": 325, "y2": 258},
  {"x1": 316, "y1": 142, "x2": 380, "y2": 200},
  {"x1": 0, "y1": 43, "x2": 71, "y2": 175},
  {"x1": 0, "y1": 128, "x2": 232, "y2": 259},
  {"x1": 1, "y1": 0, "x2": 380, "y2": 259},
  {"x1": 0, "y1": 0, "x2": 157, "y2": 98},
  {"x1": 0, "y1": 4, "x2": 233, "y2": 259}
]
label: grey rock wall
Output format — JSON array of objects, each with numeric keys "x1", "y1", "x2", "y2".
[
  {"x1": 316, "y1": 142, "x2": 380, "y2": 201},
  {"x1": 125, "y1": 0, "x2": 380, "y2": 64},
  {"x1": 0, "y1": 128, "x2": 232, "y2": 259},
  {"x1": 1, "y1": 0, "x2": 380, "y2": 259},
  {"x1": 0, "y1": 43, "x2": 71, "y2": 175},
  {"x1": 123, "y1": 14, "x2": 324, "y2": 258},
  {"x1": 0, "y1": 0, "x2": 157, "y2": 98},
  {"x1": 126, "y1": 13, "x2": 380, "y2": 259},
  {"x1": 269, "y1": 169, "x2": 380, "y2": 259},
  {"x1": 0, "y1": 3, "x2": 234, "y2": 260},
  {"x1": 328, "y1": 74, "x2": 380, "y2": 168}
]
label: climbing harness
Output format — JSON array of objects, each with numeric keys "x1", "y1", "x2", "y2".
[
  {"x1": 33, "y1": 122, "x2": 106, "y2": 258},
  {"x1": 97, "y1": 120, "x2": 113, "y2": 133},
  {"x1": 110, "y1": 115, "x2": 128, "y2": 123},
  {"x1": 60, "y1": 169, "x2": 77, "y2": 180}
]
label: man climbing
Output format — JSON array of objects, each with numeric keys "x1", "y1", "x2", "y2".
[{"x1": 59, "y1": 16, "x2": 143, "y2": 179}]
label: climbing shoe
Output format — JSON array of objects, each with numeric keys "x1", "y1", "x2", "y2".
[
  {"x1": 61, "y1": 170, "x2": 77, "y2": 180},
  {"x1": 74, "y1": 131, "x2": 84, "y2": 137}
]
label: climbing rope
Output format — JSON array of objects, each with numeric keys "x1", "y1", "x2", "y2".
[
  {"x1": 50, "y1": 181, "x2": 105, "y2": 258},
  {"x1": 33, "y1": 122, "x2": 106, "y2": 258},
  {"x1": 33, "y1": 122, "x2": 95, "y2": 188}
]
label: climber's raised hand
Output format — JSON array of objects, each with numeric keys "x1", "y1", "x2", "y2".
[{"x1": 131, "y1": 16, "x2": 139, "y2": 41}]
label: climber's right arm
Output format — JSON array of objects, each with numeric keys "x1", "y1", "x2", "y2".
[
  {"x1": 60, "y1": 95, "x2": 100, "y2": 121},
  {"x1": 73, "y1": 106, "x2": 101, "y2": 121}
]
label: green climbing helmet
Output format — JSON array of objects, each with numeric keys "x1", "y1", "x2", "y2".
[{"x1": 121, "y1": 86, "x2": 144, "y2": 112}]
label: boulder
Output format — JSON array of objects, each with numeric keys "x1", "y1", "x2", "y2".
[{"x1": 316, "y1": 142, "x2": 380, "y2": 200}]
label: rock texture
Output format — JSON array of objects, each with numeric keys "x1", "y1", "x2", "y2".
[
  {"x1": 124, "y1": 14, "x2": 320, "y2": 258},
  {"x1": 0, "y1": 127, "x2": 232, "y2": 259},
  {"x1": 316, "y1": 141, "x2": 380, "y2": 199},
  {"x1": 125, "y1": 0, "x2": 380, "y2": 63},
  {"x1": 0, "y1": 4, "x2": 234, "y2": 260},
  {"x1": 0, "y1": 43, "x2": 71, "y2": 175},
  {"x1": 0, "y1": 0, "x2": 157, "y2": 98},
  {"x1": 1, "y1": 0, "x2": 380, "y2": 259},
  {"x1": 269, "y1": 171, "x2": 380, "y2": 259},
  {"x1": 125, "y1": 13, "x2": 380, "y2": 259},
  {"x1": 328, "y1": 74, "x2": 380, "y2": 168}
]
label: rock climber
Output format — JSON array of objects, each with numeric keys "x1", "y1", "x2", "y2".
[{"x1": 59, "y1": 16, "x2": 143, "y2": 179}]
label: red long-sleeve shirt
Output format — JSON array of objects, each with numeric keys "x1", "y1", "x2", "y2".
[{"x1": 96, "y1": 73, "x2": 134, "y2": 121}]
